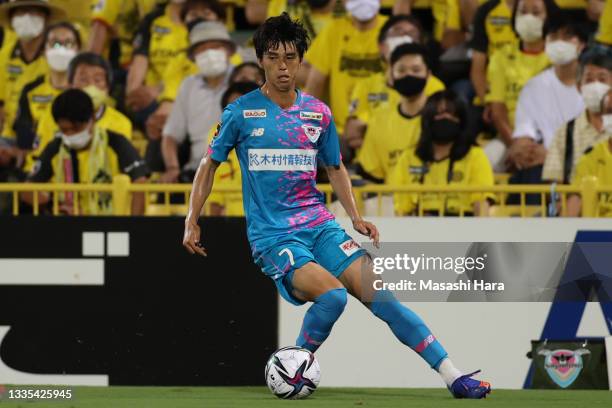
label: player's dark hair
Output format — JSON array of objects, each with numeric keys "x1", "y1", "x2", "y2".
[
  {"x1": 67, "y1": 52, "x2": 112, "y2": 87},
  {"x1": 180, "y1": 0, "x2": 226, "y2": 23},
  {"x1": 511, "y1": 0, "x2": 561, "y2": 39},
  {"x1": 221, "y1": 81, "x2": 259, "y2": 109},
  {"x1": 52, "y1": 89, "x2": 94, "y2": 124},
  {"x1": 45, "y1": 21, "x2": 82, "y2": 49},
  {"x1": 229, "y1": 62, "x2": 265, "y2": 85},
  {"x1": 390, "y1": 43, "x2": 430, "y2": 70},
  {"x1": 377, "y1": 14, "x2": 424, "y2": 45},
  {"x1": 415, "y1": 90, "x2": 474, "y2": 163},
  {"x1": 252, "y1": 12, "x2": 310, "y2": 60},
  {"x1": 546, "y1": 12, "x2": 589, "y2": 43}
]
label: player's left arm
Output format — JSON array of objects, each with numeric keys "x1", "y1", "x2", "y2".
[{"x1": 326, "y1": 163, "x2": 380, "y2": 248}]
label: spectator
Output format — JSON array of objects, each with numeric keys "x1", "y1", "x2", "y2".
[
  {"x1": 469, "y1": 0, "x2": 519, "y2": 126},
  {"x1": 595, "y1": 0, "x2": 611, "y2": 46},
  {"x1": 148, "y1": 1, "x2": 237, "y2": 141},
  {"x1": 305, "y1": 0, "x2": 387, "y2": 134},
  {"x1": 389, "y1": 90, "x2": 494, "y2": 216},
  {"x1": 160, "y1": 21, "x2": 235, "y2": 183},
  {"x1": 356, "y1": 43, "x2": 430, "y2": 183},
  {"x1": 14, "y1": 22, "x2": 81, "y2": 153},
  {"x1": 24, "y1": 89, "x2": 148, "y2": 215},
  {"x1": 126, "y1": 0, "x2": 188, "y2": 127},
  {"x1": 582, "y1": 0, "x2": 605, "y2": 44},
  {"x1": 27, "y1": 52, "x2": 133, "y2": 171},
  {"x1": 207, "y1": 81, "x2": 260, "y2": 216},
  {"x1": 88, "y1": 0, "x2": 159, "y2": 71},
  {"x1": 485, "y1": 0, "x2": 558, "y2": 171},
  {"x1": 567, "y1": 89, "x2": 612, "y2": 216},
  {"x1": 508, "y1": 16, "x2": 588, "y2": 181},
  {"x1": 229, "y1": 62, "x2": 265, "y2": 85},
  {"x1": 246, "y1": 0, "x2": 336, "y2": 40},
  {"x1": 543, "y1": 52, "x2": 612, "y2": 183},
  {"x1": 392, "y1": 0, "x2": 464, "y2": 50},
  {"x1": 0, "y1": 0, "x2": 65, "y2": 142},
  {"x1": 345, "y1": 14, "x2": 445, "y2": 153}
]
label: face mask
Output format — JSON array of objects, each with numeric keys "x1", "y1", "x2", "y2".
[
  {"x1": 346, "y1": 0, "x2": 380, "y2": 22},
  {"x1": 195, "y1": 49, "x2": 228, "y2": 78},
  {"x1": 83, "y1": 85, "x2": 108, "y2": 110},
  {"x1": 62, "y1": 125, "x2": 93, "y2": 150},
  {"x1": 603, "y1": 114, "x2": 612, "y2": 135},
  {"x1": 430, "y1": 118, "x2": 462, "y2": 144},
  {"x1": 546, "y1": 40, "x2": 578, "y2": 66},
  {"x1": 45, "y1": 47, "x2": 77, "y2": 72},
  {"x1": 11, "y1": 14, "x2": 45, "y2": 40},
  {"x1": 581, "y1": 81, "x2": 610, "y2": 113},
  {"x1": 385, "y1": 35, "x2": 413, "y2": 59},
  {"x1": 393, "y1": 75, "x2": 427, "y2": 98},
  {"x1": 514, "y1": 14, "x2": 544, "y2": 42},
  {"x1": 307, "y1": 0, "x2": 330, "y2": 9}
]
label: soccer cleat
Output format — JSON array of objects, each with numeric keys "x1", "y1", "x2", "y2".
[{"x1": 449, "y1": 370, "x2": 491, "y2": 399}]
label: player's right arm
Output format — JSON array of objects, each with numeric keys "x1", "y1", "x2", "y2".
[
  {"x1": 183, "y1": 156, "x2": 220, "y2": 256},
  {"x1": 183, "y1": 106, "x2": 241, "y2": 256}
]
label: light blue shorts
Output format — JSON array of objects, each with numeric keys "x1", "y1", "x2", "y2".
[{"x1": 252, "y1": 220, "x2": 367, "y2": 305}]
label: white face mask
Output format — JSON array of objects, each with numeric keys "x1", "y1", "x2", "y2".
[
  {"x1": 45, "y1": 47, "x2": 77, "y2": 72},
  {"x1": 515, "y1": 14, "x2": 544, "y2": 42},
  {"x1": 546, "y1": 40, "x2": 578, "y2": 66},
  {"x1": 62, "y1": 125, "x2": 93, "y2": 150},
  {"x1": 346, "y1": 0, "x2": 380, "y2": 22},
  {"x1": 385, "y1": 35, "x2": 413, "y2": 59},
  {"x1": 581, "y1": 81, "x2": 610, "y2": 113},
  {"x1": 195, "y1": 48, "x2": 228, "y2": 78},
  {"x1": 11, "y1": 14, "x2": 45, "y2": 40},
  {"x1": 603, "y1": 114, "x2": 612, "y2": 135}
]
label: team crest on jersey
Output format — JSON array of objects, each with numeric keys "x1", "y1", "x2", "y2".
[
  {"x1": 300, "y1": 111, "x2": 323, "y2": 121},
  {"x1": 302, "y1": 125, "x2": 322, "y2": 143},
  {"x1": 243, "y1": 109, "x2": 267, "y2": 118}
]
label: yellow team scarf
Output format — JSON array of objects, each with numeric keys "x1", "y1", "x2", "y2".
[{"x1": 54, "y1": 127, "x2": 113, "y2": 215}]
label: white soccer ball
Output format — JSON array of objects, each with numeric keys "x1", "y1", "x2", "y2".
[{"x1": 265, "y1": 346, "x2": 321, "y2": 399}]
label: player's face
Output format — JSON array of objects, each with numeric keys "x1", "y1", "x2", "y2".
[{"x1": 259, "y1": 42, "x2": 301, "y2": 92}]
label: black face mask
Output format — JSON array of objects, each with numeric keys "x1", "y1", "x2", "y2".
[
  {"x1": 392, "y1": 75, "x2": 427, "y2": 98},
  {"x1": 306, "y1": 0, "x2": 330, "y2": 9},
  {"x1": 430, "y1": 118, "x2": 462, "y2": 144}
]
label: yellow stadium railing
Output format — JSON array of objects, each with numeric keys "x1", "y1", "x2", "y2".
[{"x1": 0, "y1": 175, "x2": 606, "y2": 217}]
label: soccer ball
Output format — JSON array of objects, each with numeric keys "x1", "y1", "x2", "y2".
[{"x1": 265, "y1": 346, "x2": 320, "y2": 399}]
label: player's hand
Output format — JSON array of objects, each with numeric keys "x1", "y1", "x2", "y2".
[
  {"x1": 183, "y1": 220, "x2": 207, "y2": 256},
  {"x1": 353, "y1": 219, "x2": 380, "y2": 249}
]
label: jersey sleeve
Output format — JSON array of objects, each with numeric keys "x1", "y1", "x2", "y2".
[
  {"x1": 13, "y1": 85, "x2": 35, "y2": 149},
  {"x1": 209, "y1": 106, "x2": 241, "y2": 163},
  {"x1": 388, "y1": 150, "x2": 416, "y2": 215},
  {"x1": 317, "y1": 114, "x2": 341, "y2": 167},
  {"x1": 485, "y1": 49, "x2": 505, "y2": 103},
  {"x1": 348, "y1": 80, "x2": 368, "y2": 122},
  {"x1": 356, "y1": 114, "x2": 384, "y2": 180},
  {"x1": 132, "y1": 9, "x2": 158, "y2": 57},
  {"x1": 91, "y1": 0, "x2": 121, "y2": 27},
  {"x1": 108, "y1": 132, "x2": 150, "y2": 180}
]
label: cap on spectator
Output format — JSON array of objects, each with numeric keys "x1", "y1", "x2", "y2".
[
  {"x1": 188, "y1": 21, "x2": 236, "y2": 58},
  {"x1": 0, "y1": 0, "x2": 66, "y2": 25}
]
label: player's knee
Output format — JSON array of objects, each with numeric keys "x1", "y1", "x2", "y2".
[
  {"x1": 316, "y1": 287, "x2": 348, "y2": 318},
  {"x1": 370, "y1": 289, "x2": 401, "y2": 319}
]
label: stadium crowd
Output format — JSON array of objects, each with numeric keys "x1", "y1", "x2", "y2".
[{"x1": 0, "y1": 0, "x2": 610, "y2": 216}]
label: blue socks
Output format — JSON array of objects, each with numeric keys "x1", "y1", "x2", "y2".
[
  {"x1": 370, "y1": 289, "x2": 448, "y2": 369},
  {"x1": 296, "y1": 288, "x2": 348, "y2": 352}
]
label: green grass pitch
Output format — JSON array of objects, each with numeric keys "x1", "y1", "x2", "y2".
[{"x1": 2, "y1": 387, "x2": 612, "y2": 408}]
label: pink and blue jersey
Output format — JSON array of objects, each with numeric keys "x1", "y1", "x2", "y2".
[{"x1": 208, "y1": 88, "x2": 340, "y2": 246}]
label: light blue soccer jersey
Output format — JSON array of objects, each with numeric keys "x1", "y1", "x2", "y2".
[{"x1": 208, "y1": 88, "x2": 341, "y2": 247}]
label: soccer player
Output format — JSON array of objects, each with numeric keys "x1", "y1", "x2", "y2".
[{"x1": 182, "y1": 13, "x2": 491, "y2": 399}]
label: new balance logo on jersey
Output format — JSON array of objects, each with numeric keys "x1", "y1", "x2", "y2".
[
  {"x1": 300, "y1": 111, "x2": 323, "y2": 121},
  {"x1": 250, "y1": 128, "x2": 265, "y2": 137},
  {"x1": 302, "y1": 125, "x2": 322, "y2": 143},
  {"x1": 339, "y1": 239, "x2": 360, "y2": 257},
  {"x1": 243, "y1": 109, "x2": 267, "y2": 118}
]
